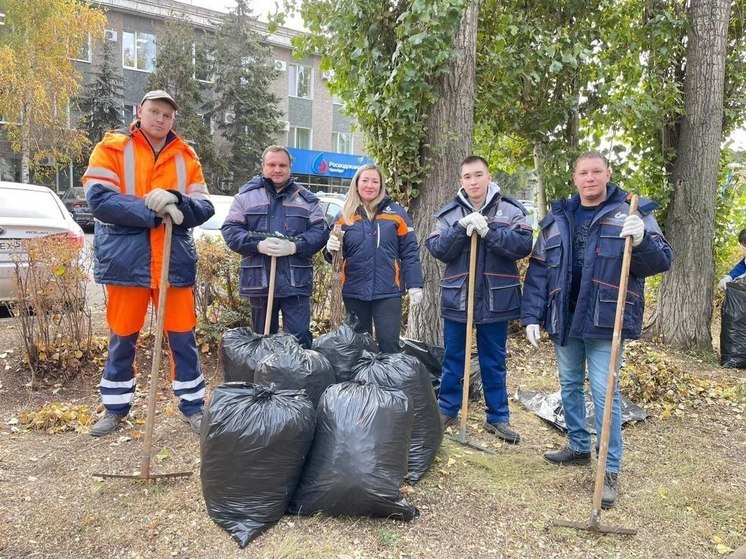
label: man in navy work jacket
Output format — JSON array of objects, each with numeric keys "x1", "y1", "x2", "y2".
[
  {"x1": 426, "y1": 155, "x2": 533, "y2": 444},
  {"x1": 521, "y1": 150, "x2": 672, "y2": 509},
  {"x1": 221, "y1": 145, "x2": 329, "y2": 348}
]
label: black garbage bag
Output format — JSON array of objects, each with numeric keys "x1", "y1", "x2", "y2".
[
  {"x1": 289, "y1": 381, "x2": 418, "y2": 521},
  {"x1": 721, "y1": 280, "x2": 746, "y2": 368},
  {"x1": 514, "y1": 389, "x2": 648, "y2": 433},
  {"x1": 352, "y1": 352, "x2": 442, "y2": 483},
  {"x1": 398, "y1": 338, "x2": 482, "y2": 401},
  {"x1": 200, "y1": 383, "x2": 316, "y2": 547},
  {"x1": 220, "y1": 327, "x2": 300, "y2": 382},
  {"x1": 312, "y1": 314, "x2": 380, "y2": 383},
  {"x1": 254, "y1": 346, "x2": 335, "y2": 407}
]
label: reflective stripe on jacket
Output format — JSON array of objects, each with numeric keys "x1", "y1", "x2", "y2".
[
  {"x1": 83, "y1": 122, "x2": 214, "y2": 288},
  {"x1": 520, "y1": 184, "x2": 673, "y2": 345},
  {"x1": 426, "y1": 189, "x2": 533, "y2": 324},
  {"x1": 221, "y1": 175, "x2": 328, "y2": 298},
  {"x1": 331, "y1": 196, "x2": 424, "y2": 301}
]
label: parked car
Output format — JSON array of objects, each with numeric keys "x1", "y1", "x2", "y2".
[
  {"x1": 60, "y1": 186, "x2": 95, "y2": 230},
  {"x1": 0, "y1": 181, "x2": 85, "y2": 305},
  {"x1": 317, "y1": 192, "x2": 345, "y2": 226},
  {"x1": 518, "y1": 199, "x2": 539, "y2": 230},
  {"x1": 192, "y1": 195, "x2": 234, "y2": 243}
]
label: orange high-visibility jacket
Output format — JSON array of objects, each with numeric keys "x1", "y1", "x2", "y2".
[{"x1": 83, "y1": 122, "x2": 214, "y2": 288}]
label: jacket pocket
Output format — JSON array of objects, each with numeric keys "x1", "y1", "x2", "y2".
[
  {"x1": 441, "y1": 273, "x2": 467, "y2": 312},
  {"x1": 597, "y1": 225, "x2": 625, "y2": 258},
  {"x1": 545, "y1": 288, "x2": 562, "y2": 335},
  {"x1": 285, "y1": 205, "x2": 310, "y2": 237},
  {"x1": 244, "y1": 208, "x2": 267, "y2": 232},
  {"x1": 485, "y1": 274, "x2": 521, "y2": 313},
  {"x1": 544, "y1": 235, "x2": 562, "y2": 268},
  {"x1": 240, "y1": 258, "x2": 267, "y2": 291},
  {"x1": 95, "y1": 224, "x2": 149, "y2": 279},
  {"x1": 289, "y1": 257, "x2": 312, "y2": 288},
  {"x1": 593, "y1": 283, "x2": 638, "y2": 329}
]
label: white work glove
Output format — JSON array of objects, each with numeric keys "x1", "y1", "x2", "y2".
[
  {"x1": 526, "y1": 324, "x2": 540, "y2": 348},
  {"x1": 458, "y1": 212, "x2": 488, "y2": 237},
  {"x1": 158, "y1": 203, "x2": 184, "y2": 225},
  {"x1": 145, "y1": 188, "x2": 178, "y2": 213},
  {"x1": 620, "y1": 214, "x2": 645, "y2": 247},
  {"x1": 408, "y1": 288, "x2": 423, "y2": 305},
  {"x1": 326, "y1": 235, "x2": 341, "y2": 252},
  {"x1": 719, "y1": 275, "x2": 733, "y2": 291},
  {"x1": 259, "y1": 237, "x2": 297, "y2": 257}
]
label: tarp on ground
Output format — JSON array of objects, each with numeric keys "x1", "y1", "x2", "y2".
[{"x1": 515, "y1": 388, "x2": 648, "y2": 433}]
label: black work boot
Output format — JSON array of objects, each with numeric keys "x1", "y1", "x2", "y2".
[
  {"x1": 440, "y1": 413, "x2": 458, "y2": 430},
  {"x1": 543, "y1": 446, "x2": 591, "y2": 466},
  {"x1": 90, "y1": 412, "x2": 125, "y2": 437},
  {"x1": 601, "y1": 472, "x2": 618, "y2": 509},
  {"x1": 483, "y1": 421, "x2": 521, "y2": 444}
]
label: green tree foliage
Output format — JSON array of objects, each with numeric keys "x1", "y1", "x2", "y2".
[
  {"x1": 0, "y1": 0, "x2": 106, "y2": 182},
  {"x1": 291, "y1": 0, "x2": 467, "y2": 204},
  {"x1": 77, "y1": 38, "x2": 123, "y2": 144},
  {"x1": 210, "y1": 0, "x2": 282, "y2": 190},
  {"x1": 146, "y1": 14, "x2": 220, "y2": 185}
]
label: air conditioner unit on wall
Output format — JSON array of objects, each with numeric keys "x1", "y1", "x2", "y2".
[
  {"x1": 280, "y1": 120, "x2": 290, "y2": 132},
  {"x1": 274, "y1": 60, "x2": 287, "y2": 72},
  {"x1": 104, "y1": 29, "x2": 118, "y2": 42},
  {"x1": 224, "y1": 112, "x2": 235, "y2": 124}
]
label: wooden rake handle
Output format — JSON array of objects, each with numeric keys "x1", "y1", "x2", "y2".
[
  {"x1": 590, "y1": 194, "x2": 639, "y2": 523},
  {"x1": 459, "y1": 233, "x2": 479, "y2": 442}
]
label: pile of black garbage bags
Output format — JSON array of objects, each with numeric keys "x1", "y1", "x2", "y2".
[{"x1": 201, "y1": 316, "x2": 443, "y2": 547}]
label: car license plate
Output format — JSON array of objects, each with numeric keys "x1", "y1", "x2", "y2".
[{"x1": 0, "y1": 238, "x2": 23, "y2": 251}]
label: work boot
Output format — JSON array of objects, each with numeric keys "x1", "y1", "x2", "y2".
[
  {"x1": 483, "y1": 421, "x2": 521, "y2": 444},
  {"x1": 183, "y1": 411, "x2": 203, "y2": 434},
  {"x1": 601, "y1": 472, "x2": 618, "y2": 509},
  {"x1": 440, "y1": 413, "x2": 458, "y2": 430},
  {"x1": 543, "y1": 446, "x2": 591, "y2": 466},
  {"x1": 90, "y1": 412, "x2": 125, "y2": 437}
]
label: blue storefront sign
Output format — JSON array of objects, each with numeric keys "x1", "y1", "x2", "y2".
[{"x1": 288, "y1": 148, "x2": 373, "y2": 179}]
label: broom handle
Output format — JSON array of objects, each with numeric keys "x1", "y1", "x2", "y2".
[
  {"x1": 459, "y1": 233, "x2": 479, "y2": 443},
  {"x1": 590, "y1": 194, "x2": 639, "y2": 525}
]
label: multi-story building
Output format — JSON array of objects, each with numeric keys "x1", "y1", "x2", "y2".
[{"x1": 0, "y1": 0, "x2": 370, "y2": 194}]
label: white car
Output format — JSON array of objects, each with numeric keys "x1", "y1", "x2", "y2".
[
  {"x1": 317, "y1": 192, "x2": 345, "y2": 226},
  {"x1": 192, "y1": 194, "x2": 234, "y2": 243},
  {"x1": 0, "y1": 181, "x2": 85, "y2": 304}
]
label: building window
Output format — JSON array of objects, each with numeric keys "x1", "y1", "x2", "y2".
[
  {"x1": 123, "y1": 104, "x2": 136, "y2": 124},
  {"x1": 332, "y1": 132, "x2": 353, "y2": 154},
  {"x1": 288, "y1": 126, "x2": 312, "y2": 149},
  {"x1": 122, "y1": 31, "x2": 156, "y2": 72},
  {"x1": 288, "y1": 64, "x2": 312, "y2": 99},
  {"x1": 75, "y1": 34, "x2": 92, "y2": 63}
]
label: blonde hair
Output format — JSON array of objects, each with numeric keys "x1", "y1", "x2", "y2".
[{"x1": 341, "y1": 164, "x2": 387, "y2": 224}]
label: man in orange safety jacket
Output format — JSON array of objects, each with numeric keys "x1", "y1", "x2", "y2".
[{"x1": 83, "y1": 90, "x2": 214, "y2": 437}]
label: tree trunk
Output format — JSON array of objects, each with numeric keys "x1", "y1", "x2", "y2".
[
  {"x1": 655, "y1": 0, "x2": 730, "y2": 350},
  {"x1": 533, "y1": 142, "x2": 547, "y2": 221},
  {"x1": 406, "y1": 0, "x2": 478, "y2": 345}
]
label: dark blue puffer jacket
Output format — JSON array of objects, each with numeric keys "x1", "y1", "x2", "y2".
[
  {"x1": 329, "y1": 196, "x2": 423, "y2": 301},
  {"x1": 520, "y1": 184, "x2": 673, "y2": 345},
  {"x1": 221, "y1": 176, "x2": 329, "y2": 298},
  {"x1": 426, "y1": 187, "x2": 533, "y2": 324}
]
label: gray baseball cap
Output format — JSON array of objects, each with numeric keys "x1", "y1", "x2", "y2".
[{"x1": 140, "y1": 90, "x2": 178, "y2": 111}]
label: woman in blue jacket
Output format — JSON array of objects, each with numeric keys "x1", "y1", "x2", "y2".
[{"x1": 325, "y1": 164, "x2": 424, "y2": 353}]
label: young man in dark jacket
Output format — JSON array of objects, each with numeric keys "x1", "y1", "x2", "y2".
[
  {"x1": 221, "y1": 145, "x2": 328, "y2": 348},
  {"x1": 426, "y1": 155, "x2": 533, "y2": 443},
  {"x1": 521, "y1": 151, "x2": 672, "y2": 508}
]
